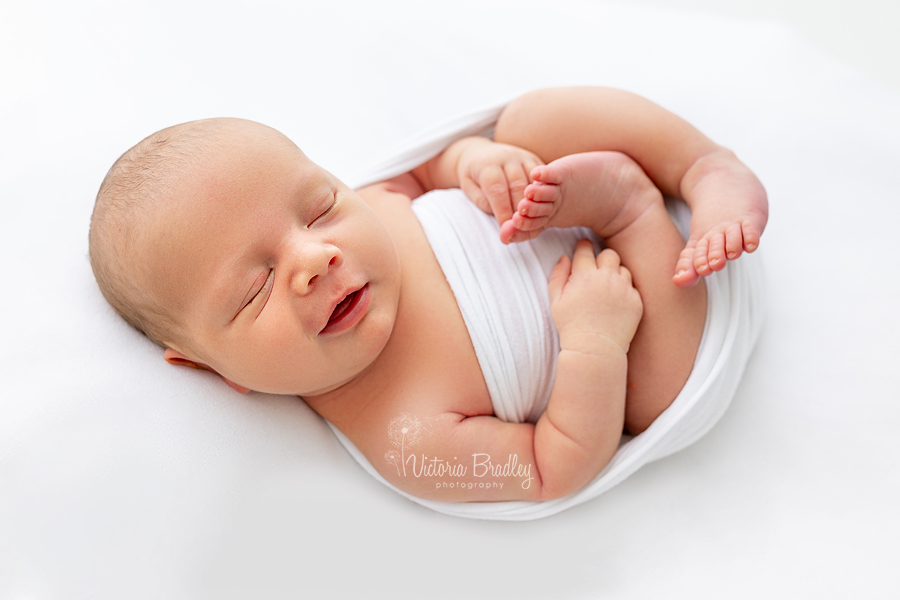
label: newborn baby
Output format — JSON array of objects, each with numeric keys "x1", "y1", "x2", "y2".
[{"x1": 89, "y1": 87, "x2": 768, "y2": 502}]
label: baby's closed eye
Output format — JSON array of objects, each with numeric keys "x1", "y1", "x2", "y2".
[
  {"x1": 238, "y1": 269, "x2": 274, "y2": 319},
  {"x1": 309, "y1": 192, "x2": 338, "y2": 227}
]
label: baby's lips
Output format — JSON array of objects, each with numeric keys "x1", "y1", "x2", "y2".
[
  {"x1": 318, "y1": 281, "x2": 355, "y2": 330},
  {"x1": 320, "y1": 283, "x2": 370, "y2": 335}
]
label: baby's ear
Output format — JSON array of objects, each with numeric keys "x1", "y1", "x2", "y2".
[
  {"x1": 163, "y1": 348, "x2": 252, "y2": 394},
  {"x1": 163, "y1": 347, "x2": 202, "y2": 369}
]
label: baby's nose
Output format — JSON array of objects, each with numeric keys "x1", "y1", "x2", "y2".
[
  {"x1": 290, "y1": 245, "x2": 341, "y2": 295},
  {"x1": 305, "y1": 256, "x2": 338, "y2": 287}
]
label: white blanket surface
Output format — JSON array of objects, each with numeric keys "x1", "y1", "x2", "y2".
[{"x1": 2, "y1": 0, "x2": 899, "y2": 598}]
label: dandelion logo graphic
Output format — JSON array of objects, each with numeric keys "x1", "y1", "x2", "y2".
[{"x1": 384, "y1": 412, "x2": 424, "y2": 477}]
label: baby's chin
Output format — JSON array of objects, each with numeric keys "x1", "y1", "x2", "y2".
[
  {"x1": 308, "y1": 301, "x2": 399, "y2": 397},
  {"x1": 295, "y1": 372, "x2": 363, "y2": 398},
  {"x1": 287, "y1": 350, "x2": 385, "y2": 401},
  {"x1": 256, "y1": 281, "x2": 399, "y2": 398}
]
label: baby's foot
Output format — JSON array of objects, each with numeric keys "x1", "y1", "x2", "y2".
[
  {"x1": 500, "y1": 151, "x2": 661, "y2": 244},
  {"x1": 672, "y1": 149, "x2": 769, "y2": 287}
]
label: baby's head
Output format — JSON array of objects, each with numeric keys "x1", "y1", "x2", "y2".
[{"x1": 90, "y1": 118, "x2": 401, "y2": 397}]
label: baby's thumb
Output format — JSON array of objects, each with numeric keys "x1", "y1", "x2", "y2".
[{"x1": 548, "y1": 255, "x2": 570, "y2": 304}]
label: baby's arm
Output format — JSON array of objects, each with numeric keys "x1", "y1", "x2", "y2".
[
  {"x1": 355, "y1": 243, "x2": 641, "y2": 502},
  {"x1": 535, "y1": 242, "x2": 642, "y2": 497},
  {"x1": 493, "y1": 87, "x2": 768, "y2": 287}
]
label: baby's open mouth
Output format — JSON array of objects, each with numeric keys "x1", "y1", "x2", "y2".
[
  {"x1": 329, "y1": 290, "x2": 358, "y2": 323},
  {"x1": 321, "y1": 284, "x2": 369, "y2": 334}
]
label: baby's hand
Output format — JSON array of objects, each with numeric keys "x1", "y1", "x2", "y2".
[
  {"x1": 455, "y1": 137, "x2": 544, "y2": 230},
  {"x1": 548, "y1": 241, "x2": 643, "y2": 354}
]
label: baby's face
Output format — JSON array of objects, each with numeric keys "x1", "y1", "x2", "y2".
[{"x1": 152, "y1": 122, "x2": 401, "y2": 396}]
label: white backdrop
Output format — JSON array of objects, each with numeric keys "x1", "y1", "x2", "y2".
[{"x1": 2, "y1": 0, "x2": 899, "y2": 598}]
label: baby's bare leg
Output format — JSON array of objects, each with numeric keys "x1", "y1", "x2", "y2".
[
  {"x1": 495, "y1": 87, "x2": 768, "y2": 287},
  {"x1": 520, "y1": 152, "x2": 707, "y2": 433}
]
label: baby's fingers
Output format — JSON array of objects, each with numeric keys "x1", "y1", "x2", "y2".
[
  {"x1": 595, "y1": 248, "x2": 622, "y2": 269},
  {"x1": 548, "y1": 254, "x2": 572, "y2": 305},
  {"x1": 504, "y1": 163, "x2": 531, "y2": 209},
  {"x1": 460, "y1": 177, "x2": 492, "y2": 216},
  {"x1": 571, "y1": 239, "x2": 598, "y2": 271},
  {"x1": 478, "y1": 165, "x2": 514, "y2": 226}
]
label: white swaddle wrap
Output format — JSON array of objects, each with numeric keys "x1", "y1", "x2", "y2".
[
  {"x1": 329, "y1": 103, "x2": 766, "y2": 520},
  {"x1": 413, "y1": 189, "x2": 602, "y2": 424}
]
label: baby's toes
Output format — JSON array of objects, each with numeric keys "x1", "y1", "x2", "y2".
[
  {"x1": 673, "y1": 241, "x2": 700, "y2": 287},
  {"x1": 530, "y1": 164, "x2": 566, "y2": 186},
  {"x1": 524, "y1": 181, "x2": 560, "y2": 204},
  {"x1": 500, "y1": 220, "x2": 541, "y2": 244},
  {"x1": 706, "y1": 232, "x2": 727, "y2": 272},
  {"x1": 512, "y1": 213, "x2": 550, "y2": 232},
  {"x1": 693, "y1": 237, "x2": 713, "y2": 276},
  {"x1": 510, "y1": 229, "x2": 542, "y2": 243},
  {"x1": 517, "y1": 198, "x2": 555, "y2": 219},
  {"x1": 724, "y1": 222, "x2": 743, "y2": 260},
  {"x1": 741, "y1": 221, "x2": 762, "y2": 252}
]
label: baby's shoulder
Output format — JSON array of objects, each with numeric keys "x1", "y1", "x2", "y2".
[
  {"x1": 355, "y1": 174, "x2": 428, "y2": 250},
  {"x1": 356, "y1": 172, "x2": 424, "y2": 208}
]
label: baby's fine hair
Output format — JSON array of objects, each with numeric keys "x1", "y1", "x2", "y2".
[{"x1": 89, "y1": 119, "x2": 231, "y2": 351}]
